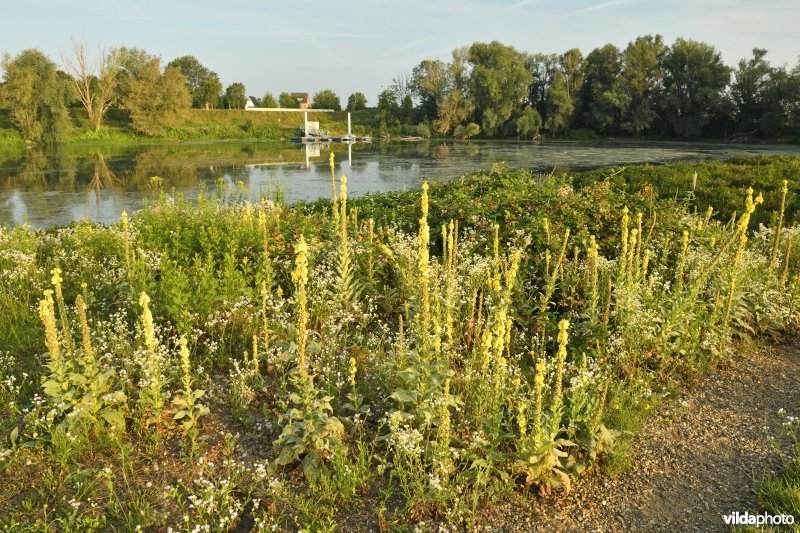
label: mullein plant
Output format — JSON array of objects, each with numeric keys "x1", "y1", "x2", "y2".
[
  {"x1": 274, "y1": 235, "x2": 344, "y2": 479},
  {"x1": 37, "y1": 275, "x2": 126, "y2": 438},
  {"x1": 170, "y1": 337, "x2": 210, "y2": 453},
  {"x1": 513, "y1": 319, "x2": 575, "y2": 494},
  {"x1": 333, "y1": 175, "x2": 361, "y2": 308},
  {"x1": 769, "y1": 180, "x2": 789, "y2": 270},
  {"x1": 137, "y1": 292, "x2": 168, "y2": 430}
]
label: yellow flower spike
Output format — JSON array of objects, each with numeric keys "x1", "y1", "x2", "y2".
[
  {"x1": 553, "y1": 319, "x2": 570, "y2": 415},
  {"x1": 50, "y1": 267, "x2": 74, "y2": 353},
  {"x1": 139, "y1": 292, "x2": 157, "y2": 353},
  {"x1": 292, "y1": 235, "x2": 310, "y2": 382},
  {"x1": 51, "y1": 268, "x2": 63, "y2": 287},
  {"x1": 76, "y1": 294, "x2": 94, "y2": 368},
  {"x1": 438, "y1": 378, "x2": 452, "y2": 451},
  {"x1": 348, "y1": 357, "x2": 357, "y2": 388},
  {"x1": 329, "y1": 151, "x2": 337, "y2": 204},
  {"x1": 38, "y1": 290, "x2": 60, "y2": 364},
  {"x1": 179, "y1": 337, "x2": 192, "y2": 390},
  {"x1": 516, "y1": 403, "x2": 527, "y2": 438},
  {"x1": 492, "y1": 223, "x2": 500, "y2": 264},
  {"x1": 252, "y1": 334, "x2": 260, "y2": 374},
  {"x1": 421, "y1": 182, "x2": 429, "y2": 220},
  {"x1": 534, "y1": 360, "x2": 545, "y2": 431}
]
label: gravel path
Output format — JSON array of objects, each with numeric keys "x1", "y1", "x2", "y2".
[{"x1": 477, "y1": 339, "x2": 800, "y2": 532}]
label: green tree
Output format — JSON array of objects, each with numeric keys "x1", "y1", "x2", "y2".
[
  {"x1": 261, "y1": 92, "x2": 278, "y2": 108},
  {"x1": 278, "y1": 92, "x2": 299, "y2": 108},
  {"x1": 311, "y1": 89, "x2": 341, "y2": 110},
  {"x1": 545, "y1": 71, "x2": 574, "y2": 134},
  {"x1": 167, "y1": 55, "x2": 221, "y2": 109},
  {"x1": 515, "y1": 106, "x2": 542, "y2": 139},
  {"x1": 580, "y1": 44, "x2": 621, "y2": 133},
  {"x1": 2, "y1": 49, "x2": 71, "y2": 144},
  {"x1": 758, "y1": 64, "x2": 800, "y2": 136},
  {"x1": 661, "y1": 38, "x2": 731, "y2": 137},
  {"x1": 117, "y1": 47, "x2": 191, "y2": 136},
  {"x1": 0, "y1": 82, "x2": 9, "y2": 108},
  {"x1": 225, "y1": 83, "x2": 247, "y2": 109},
  {"x1": 527, "y1": 53, "x2": 558, "y2": 118},
  {"x1": 376, "y1": 88, "x2": 399, "y2": 128},
  {"x1": 410, "y1": 59, "x2": 448, "y2": 120},
  {"x1": 615, "y1": 34, "x2": 667, "y2": 136},
  {"x1": 453, "y1": 122, "x2": 480, "y2": 139},
  {"x1": 730, "y1": 48, "x2": 775, "y2": 134},
  {"x1": 467, "y1": 41, "x2": 531, "y2": 136},
  {"x1": 346, "y1": 92, "x2": 367, "y2": 111}
]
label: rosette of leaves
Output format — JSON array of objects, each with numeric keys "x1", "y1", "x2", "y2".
[
  {"x1": 512, "y1": 426, "x2": 575, "y2": 495},
  {"x1": 43, "y1": 362, "x2": 127, "y2": 436},
  {"x1": 273, "y1": 373, "x2": 344, "y2": 479}
]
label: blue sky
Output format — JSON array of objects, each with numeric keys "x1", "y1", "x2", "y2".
[{"x1": 3, "y1": 0, "x2": 798, "y2": 104}]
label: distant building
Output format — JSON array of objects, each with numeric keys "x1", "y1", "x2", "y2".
[
  {"x1": 245, "y1": 96, "x2": 259, "y2": 109},
  {"x1": 291, "y1": 92, "x2": 311, "y2": 109}
]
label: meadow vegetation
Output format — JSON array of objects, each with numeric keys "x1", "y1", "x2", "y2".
[{"x1": 0, "y1": 155, "x2": 798, "y2": 530}]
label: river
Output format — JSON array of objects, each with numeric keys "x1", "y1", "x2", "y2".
[{"x1": 1, "y1": 140, "x2": 799, "y2": 228}]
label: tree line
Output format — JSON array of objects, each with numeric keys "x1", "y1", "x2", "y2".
[
  {"x1": 379, "y1": 36, "x2": 800, "y2": 140},
  {"x1": 0, "y1": 41, "x2": 369, "y2": 143},
  {"x1": 2, "y1": 36, "x2": 798, "y2": 144}
]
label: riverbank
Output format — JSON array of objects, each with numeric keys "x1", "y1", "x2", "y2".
[
  {"x1": 0, "y1": 108, "x2": 377, "y2": 146},
  {"x1": 3, "y1": 108, "x2": 798, "y2": 147},
  {"x1": 0, "y1": 157, "x2": 798, "y2": 530}
]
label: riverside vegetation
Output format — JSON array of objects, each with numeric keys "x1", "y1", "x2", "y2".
[{"x1": 0, "y1": 155, "x2": 799, "y2": 530}]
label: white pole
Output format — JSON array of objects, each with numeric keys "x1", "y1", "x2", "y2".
[
  {"x1": 348, "y1": 141, "x2": 352, "y2": 166},
  {"x1": 305, "y1": 143, "x2": 310, "y2": 170},
  {"x1": 348, "y1": 112, "x2": 352, "y2": 137}
]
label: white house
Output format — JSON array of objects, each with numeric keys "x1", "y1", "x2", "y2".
[{"x1": 245, "y1": 96, "x2": 259, "y2": 110}]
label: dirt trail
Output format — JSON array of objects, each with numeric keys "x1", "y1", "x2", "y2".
[{"x1": 479, "y1": 339, "x2": 800, "y2": 532}]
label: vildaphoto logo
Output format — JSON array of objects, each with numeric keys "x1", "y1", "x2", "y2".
[{"x1": 723, "y1": 511, "x2": 795, "y2": 526}]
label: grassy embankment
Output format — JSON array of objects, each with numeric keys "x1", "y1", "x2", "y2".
[
  {"x1": 0, "y1": 107, "x2": 378, "y2": 145},
  {"x1": 0, "y1": 156, "x2": 798, "y2": 530}
]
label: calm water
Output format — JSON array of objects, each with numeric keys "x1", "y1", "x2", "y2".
[{"x1": 2, "y1": 140, "x2": 799, "y2": 228}]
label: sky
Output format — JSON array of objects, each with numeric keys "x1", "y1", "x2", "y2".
[{"x1": 2, "y1": 0, "x2": 799, "y2": 104}]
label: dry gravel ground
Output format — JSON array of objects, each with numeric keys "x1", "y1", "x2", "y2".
[{"x1": 476, "y1": 338, "x2": 800, "y2": 532}]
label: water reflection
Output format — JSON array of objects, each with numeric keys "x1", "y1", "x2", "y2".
[{"x1": 1, "y1": 140, "x2": 799, "y2": 228}]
